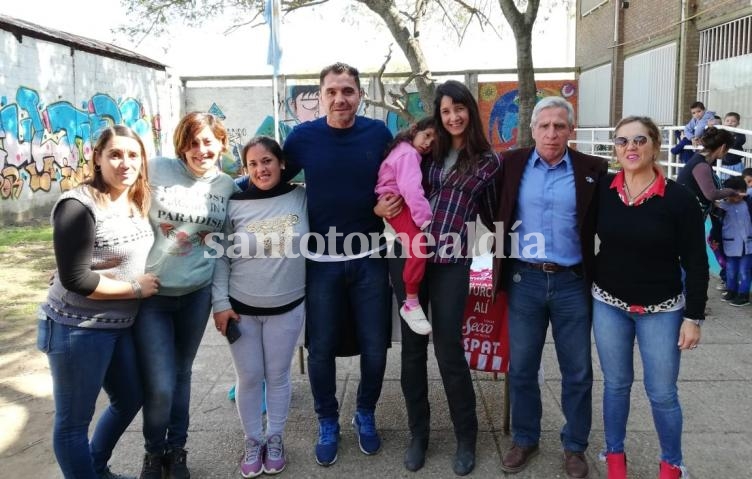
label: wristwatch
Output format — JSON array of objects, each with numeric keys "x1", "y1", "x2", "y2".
[{"x1": 683, "y1": 317, "x2": 704, "y2": 327}]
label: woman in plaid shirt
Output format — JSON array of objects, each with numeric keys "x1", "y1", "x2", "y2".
[{"x1": 387, "y1": 80, "x2": 500, "y2": 476}]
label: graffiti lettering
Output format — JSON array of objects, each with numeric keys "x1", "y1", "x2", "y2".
[{"x1": 0, "y1": 86, "x2": 160, "y2": 200}]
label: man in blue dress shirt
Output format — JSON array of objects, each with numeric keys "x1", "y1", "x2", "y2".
[{"x1": 493, "y1": 96, "x2": 607, "y2": 479}]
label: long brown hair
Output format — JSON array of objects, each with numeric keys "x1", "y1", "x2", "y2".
[
  {"x1": 431, "y1": 80, "x2": 491, "y2": 174},
  {"x1": 87, "y1": 125, "x2": 151, "y2": 216}
]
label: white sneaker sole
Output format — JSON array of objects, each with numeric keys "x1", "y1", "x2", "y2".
[{"x1": 400, "y1": 305, "x2": 432, "y2": 335}]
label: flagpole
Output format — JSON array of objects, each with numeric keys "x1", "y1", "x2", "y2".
[{"x1": 266, "y1": 0, "x2": 282, "y2": 143}]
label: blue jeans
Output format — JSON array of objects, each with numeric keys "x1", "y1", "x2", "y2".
[
  {"x1": 40, "y1": 318, "x2": 142, "y2": 478},
  {"x1": 725, "y1": 254, "x2": 752, "y2": 295},
  {"x1": 592, "y1": 299, "x2": 684, "y2": 466},
  {"x1": 305, "y1": 256, "x2": 391, "y2": 420},
  {"x1": 133, "y1": 285, "x2": 211, "y2": 453},
  {"x1": 507, "y1": 262, "x2": 592, "y2": 452}
]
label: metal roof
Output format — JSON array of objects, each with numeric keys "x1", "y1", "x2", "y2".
[{"x1": 0, "y1": 14, "x2": 167, "y2": 70}]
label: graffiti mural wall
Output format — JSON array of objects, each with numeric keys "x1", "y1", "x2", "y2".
[
  {"x1": 479, "y1": 80, "x2": 579, "y2": 152},
  {"x1": 0, "y1": 87, "x2": 159, "y2": 201}
]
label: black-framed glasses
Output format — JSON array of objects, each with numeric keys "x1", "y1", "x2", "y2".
[{"x1": 613, "y1": 135, "x2": 649, "y2": 148}]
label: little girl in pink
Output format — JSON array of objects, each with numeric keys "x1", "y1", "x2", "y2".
[{"x1": 376, "y1": 117, "x2": 436, "y2": 335}]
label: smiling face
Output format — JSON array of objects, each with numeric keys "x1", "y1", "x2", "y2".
[
  {"x1": 411, "y1": 127, "x2": 436, "y2": 155},
  {"x1": 320, "y1": 72, "x2": 361, "y2": 129},
  {"x1": 439, "y1": 96, "x2": 469, "y2": 148},
  {"x1": 181, "y1": 125, "x2": 223, "y2": 177},
  {"x1": 613, "y1": 121, "x2": 658, "y2": 175},
  {"x1": 95, "y1": 135, "x2": 144, "y2": 196},
  {"x1": 246, "y1": 143, "x2": 283, "y2": 190},
  {"x1": 531, "y1": 107, "x2": 574, "y2": 165}
]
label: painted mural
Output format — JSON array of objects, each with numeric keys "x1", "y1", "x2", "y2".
[
  {"x1": 478, "y1": 80, "x2": 578, "y2": 152},
  {"x1": 0, "y1": 86, "x2": 160, "y2": 200}
]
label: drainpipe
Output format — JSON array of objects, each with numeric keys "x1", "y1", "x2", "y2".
[
  {"x1": 610, "y1": 1, "x2": 625, "y2": 126},
  {"x1": 676, "y1": 0, "x2": 688, "y2": 126}
]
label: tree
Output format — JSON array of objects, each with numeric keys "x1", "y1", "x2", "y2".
[
  {"x1": 118, "y1": 0, "x2": 437, "y2": 122},
  {"x1": 497, "y1": 0, "x2": 539, "y2": 148},
  {"x1": 119, "y1": 0, "x2": 552, "y2": 140}
]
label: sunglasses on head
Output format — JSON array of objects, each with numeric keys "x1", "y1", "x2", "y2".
[{"x1": 613, "y1": 135, "x2": 649, "y2": 147}]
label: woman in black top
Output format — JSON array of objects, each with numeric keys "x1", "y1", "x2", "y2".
[{"x1": 593, "y1": 117, "x2": 708, "y2": 479}]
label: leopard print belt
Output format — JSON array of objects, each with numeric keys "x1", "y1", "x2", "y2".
[{"x1": 592, "y1": 283, "x2": 684, "y2": 314}]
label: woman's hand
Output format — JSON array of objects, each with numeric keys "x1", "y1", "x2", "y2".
[
  {"x1": 678, "y1": 320, "x2": 701, "y2": 351},
  {"x1": 135, "y1": 273, "x2": 160, "y2": 298},
  {"x1": 213, "y1": 309, "x2": 239, "y2": 335},
  {"x1": 374, "y1": 193, "x2": 404, "y2": 219}
]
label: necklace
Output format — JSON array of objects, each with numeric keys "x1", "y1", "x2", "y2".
[{"x1": 623, "y1": 173, "x2": 656, "y2": 206}]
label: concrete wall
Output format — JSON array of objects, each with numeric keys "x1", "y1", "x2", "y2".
[{"x1": 0, "y1": 28, "x2": 180, "y2": 224}]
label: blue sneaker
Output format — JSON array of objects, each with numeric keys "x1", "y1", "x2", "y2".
[
  {"x1": 315, "y1": 418, "x2": 340, "y2": 466},
  {"x1": 352, "y1": 411, "x2": 381, "y2": 455}
]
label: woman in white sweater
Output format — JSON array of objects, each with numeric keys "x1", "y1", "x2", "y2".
[{"x1": 211, "y1": 136, "x2": 308, "y2": 477}]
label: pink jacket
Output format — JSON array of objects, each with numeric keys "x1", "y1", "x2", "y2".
[{"x1": 375, "y1": 141, "x2": 432, "y2": 229}]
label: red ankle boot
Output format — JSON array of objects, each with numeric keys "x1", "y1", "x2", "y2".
[
  {"x1": 658, "y1": 460, "x2": 682, "y2": 479},
  {"x1": 606, "y1": 452, "x2": 627, "y2": 479}
]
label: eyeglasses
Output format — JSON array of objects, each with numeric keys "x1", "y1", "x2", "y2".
[{"x1": 613, "y1": 135, "x2": 649, "y2": 148}]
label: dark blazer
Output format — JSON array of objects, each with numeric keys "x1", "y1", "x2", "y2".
[{"x1": 492, "y1": 147, "x2": 608, "y2": 293}]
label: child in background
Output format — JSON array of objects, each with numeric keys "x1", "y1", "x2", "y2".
[
  {"x1": 720, "y1": 112, "x2": 747, "y2": 181},
  {"x1": 718, "y1": 176, "x2": 752, "y2": 307},
  {"x1": 684, "y1": 101, "x2": 716, "y2": 146},
  {"x1": 742, "y1": 168, "x2": 752, "y2": 196},
  {"x1": 376, "y1": 117, "x2": 436, "y2": 335}
]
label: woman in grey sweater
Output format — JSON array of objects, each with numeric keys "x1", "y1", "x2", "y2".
[
  {"x1": 211, "y1": 136, "x2": 308, "y2": 477},
  {"x1": 39, "y1": 125, "x2": 160, "y2": 479}
]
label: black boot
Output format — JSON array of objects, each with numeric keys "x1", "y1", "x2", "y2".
[
  {"x1": 138, "y1": 452, "x2": 165, "y2": 479},
  {"x1": 404, "y1": 436, "x2": 429, "y2": 472},
  {"x1": 453, "y1": 439, "x2": 476, "y2": 476}
]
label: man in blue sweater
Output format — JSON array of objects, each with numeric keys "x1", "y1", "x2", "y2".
[{"x1": 283, "y1": 62, "x2": 393, "y2": 467}]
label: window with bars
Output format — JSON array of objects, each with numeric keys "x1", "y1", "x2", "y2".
[{"x1": 697, "y1": 15, "x2": 752, "y2": 104}]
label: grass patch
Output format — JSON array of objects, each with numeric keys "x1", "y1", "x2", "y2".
[
  {"x1": 0, "y1": 225, "x2": 53, "y2": 252},
  {"x1": 0, "y1": 227, "x2": 54, "y2": 326}
]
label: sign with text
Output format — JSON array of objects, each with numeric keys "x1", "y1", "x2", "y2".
[{"x1": 462, "y1": 261, "x2": 509, "y2": 373}]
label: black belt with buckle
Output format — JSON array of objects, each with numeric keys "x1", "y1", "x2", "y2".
[{"x1": 519, "y1": 261, "x2": 582, "y2": 274}]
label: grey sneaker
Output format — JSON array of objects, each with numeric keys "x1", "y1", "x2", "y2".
[
  {"x1": 240, "y1": 438, "x2": 264, "y2": 478},
  {"x1": 263, "y1": 434, "x2": 287, "y2": 474}
]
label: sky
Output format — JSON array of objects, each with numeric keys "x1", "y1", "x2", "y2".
[{"x1": 0, "y1": 0, "x2": 575, "y2": 77}]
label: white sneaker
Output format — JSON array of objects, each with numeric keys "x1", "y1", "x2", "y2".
[
  {"x1": 716, "y1": 281, "x2": 726, "y2": 291},
  {"x1": 400, "y1": 304, "x2": 432, "y2": 335}
]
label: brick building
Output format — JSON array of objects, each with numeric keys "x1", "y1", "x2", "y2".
[{"x1": 576, "y1": 0, "x2": 752, "y2": 128}]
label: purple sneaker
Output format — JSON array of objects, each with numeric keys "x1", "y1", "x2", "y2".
[
  {"x1": 240, "y1": 438, "x2": 264, "y2": 478},
  {"x1": 263, "y1": 434, "x2": 287, "y2": 474}
]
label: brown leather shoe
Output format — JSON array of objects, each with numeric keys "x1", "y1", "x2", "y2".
[
  {"x1": 500, "y1": 443, "x2": 539, "y2": 473},
  {"x1": 564, "y1": 450, "x2": 589, "y2": 478}
]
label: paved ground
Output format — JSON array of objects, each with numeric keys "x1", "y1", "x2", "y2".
[{"x1": 2, "y1": 275, "x2": 751, "y2": 478}]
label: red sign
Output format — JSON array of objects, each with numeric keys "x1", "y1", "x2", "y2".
[{"x1": 462, "y1": 267, "x2": 509, "y2": 373}]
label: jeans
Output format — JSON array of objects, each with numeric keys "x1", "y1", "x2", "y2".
[
  {"x1": 133, "y1": 285, "x2": 212, "y2": 453},
  {"x1": 592, "y1": 299, "x2": 684, "y2": 466},
  {"x1": 40, "y1": 318, "x2": 142, "y2": 478},
  {"x1": 305, "y1": 256, "x2": 391, "y2": 420},
  {"x1": 725, "y1": 254, "x2": 752, "y2": 295},
  {"x1": 389, "y1": 251, "x2": 478, "y2": 443},
  {"x1": 507, "y1": 262, "x2": 592, "y2": 452}
]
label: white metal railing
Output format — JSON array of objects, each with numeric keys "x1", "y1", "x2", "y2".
[{"x1": 571, "y1": 124, "x2": 752, "y2": 181}]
